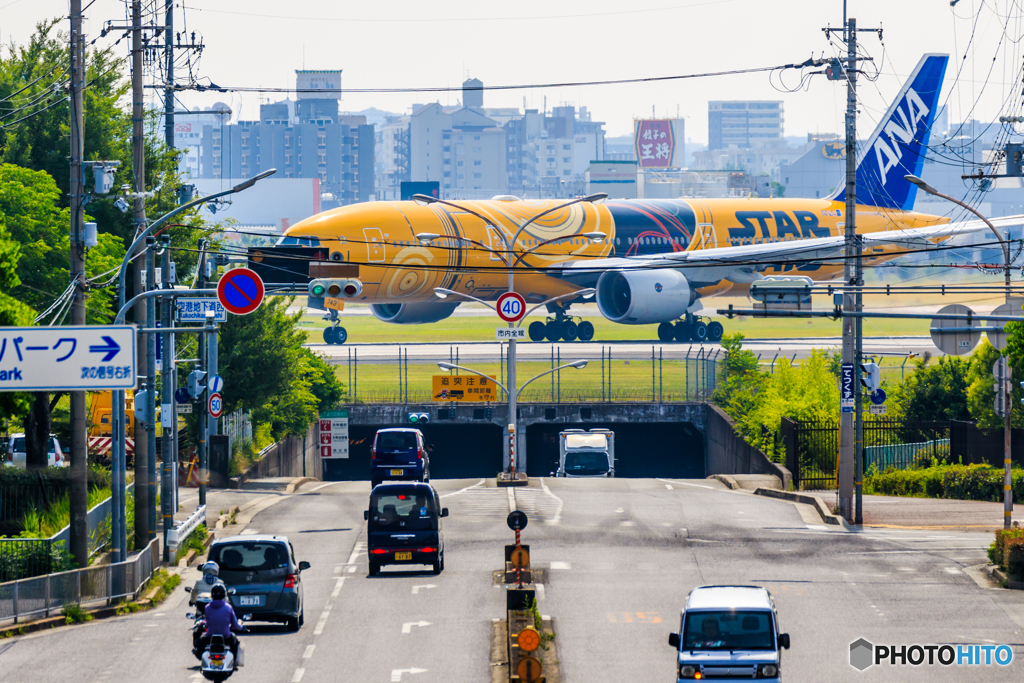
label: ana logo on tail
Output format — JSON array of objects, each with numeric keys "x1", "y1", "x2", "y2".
[{"x1": 874, "y1": 88, "x2": 931, "y2": 184}]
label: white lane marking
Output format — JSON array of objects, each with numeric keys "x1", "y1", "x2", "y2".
[
  {"x1": 535, "y1": 583, "x2": 546, "y2": 600},
  {"x1": 550, "y1": 562, "x2": 571, "y2": 570},
  {"x1": 615, "y1": 507, "x2": 624, "y2": 513},
  {"x1": 346, "y1": 542, "x2": 366, "y2": 567},
  {"x1": 806, "y1": 525, "x2": 828, "y2": 530},
  {"x1": 314, "y1": 608, "x2": 330, "y2": 635},
  {"x1": 539, "y1": 478, "x2": 563, "y2": 526},
  {"x1": 302, "y1": 645, "x2": 316, "y2": 659},
  {"x1": 332, "y1": 577, "x2": 346, "y2": 598},
  {"x1": 657, "y1": 479, "x2": 715, "y2": 490},
  {"x1": 347, "y1": 565, "x2": 356, "y2": 573},
  {"x1": 391, "y1": 668, "x2": 427, "y2": 682},
  {"x1": 665, "y1": 484, "x2": 674, "y2": 490},
  {"x1": 332, "y1": 565, "x2": 342, "y2": 575},
  {"x1": 680, "y1": 528, "x2": 688, "y2": 538},
  {"x1": 440, "y1": 478, "x2": 485, "y2": 498},
  {"x1": 944, "y1": 568, "x2": 961, "y2": 574},
  {"x1": 507, "y1": 487, "x2": 517, "y2": 513},
  {"x1": 307, "y1": 482, "x2": 340, "y2": 493},
  {"x1": 620, "y1": 521, "x2": 636, "y2": 527},
  {"x1": 401, "y1": 620, "x2": 432, "y2": 634},
  {"x1": 291, "y1": 669, "x2": 305, "y2": 683},
  {"x1": 240, "y1": 528, "x2": 259, "y2": 535},
  {"x1": 411, "y1": 584, "x2": 437, "y2": 594}
]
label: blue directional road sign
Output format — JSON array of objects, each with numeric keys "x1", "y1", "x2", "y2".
[
  {"x1": 840, "y1": 363, "x2": 855, "y2": 413},
  {"x1": 208, "y1": 375, "x2": 224, "y2": 394},
  {"x1": 0, "y1": 325, "x2": 135, "y2": 391},
  {"x1": 870, "y1": 388, "x2": 887, "y2": 405},
  {"x1": 176, "y1": 298, "x2": 227, "y2": 323},
  {"x1": 175, "y1": 387, "x2": 191, "y2": 404}
]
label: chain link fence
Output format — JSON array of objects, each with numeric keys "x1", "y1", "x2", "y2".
[{"x1": 335, "y1": 344, "x2": 722, "y2": 404}]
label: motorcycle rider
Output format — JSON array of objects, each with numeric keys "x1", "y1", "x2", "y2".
[
  {"x1": 190, "y1": 561, "x2": 224, "y2": 613},
  {"x1": 197, "y1": 584, "x2": 245, "y2": 665}
]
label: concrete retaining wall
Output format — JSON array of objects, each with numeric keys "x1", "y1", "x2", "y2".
[
  {"x1": 705, "y1": 404, "x2": 792, "y2": 490},
  {"x1": 238, "y1": 423, "x2": 320, "y2": 482}
]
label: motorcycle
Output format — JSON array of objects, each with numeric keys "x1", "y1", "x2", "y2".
[
  {"x1": 186, "y1": 584, "x2": 231, "y2": 659},
  {"x1": 198, "y1": 616, "x2": 248, "y2": 682}
]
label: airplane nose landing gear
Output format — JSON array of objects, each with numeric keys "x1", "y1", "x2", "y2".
[{"x1": 321, "y1": 309, "x2": 347, "y2": 345}]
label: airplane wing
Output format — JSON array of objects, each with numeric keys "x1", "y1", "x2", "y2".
[{"x1": 556, "y1": 215, "x2": 1024, "y2": 289}]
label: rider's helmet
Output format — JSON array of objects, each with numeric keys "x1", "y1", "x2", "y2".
[
  {"x1": 211, "y1": 584, "x2": 226, "y2": 601},
  {"x1": 202, "y1": 561, "x2": 220, "y2": 584}
]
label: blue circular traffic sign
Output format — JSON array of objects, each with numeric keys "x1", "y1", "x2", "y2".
[
  {"x1": 217, "y1": 268, "x2": 265, "y2": 316},
  {"x1": 870, "y1": 389, "x2": 887, "y2": 405},
  {"x1": 174, "y1": 387, "x2": 190, "y2": 404}
]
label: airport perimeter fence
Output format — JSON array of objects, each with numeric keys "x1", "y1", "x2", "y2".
[
  {"x1": 336, "y1": 344, "x2": 723, "y2": 404},
  {"x1": 0, "y1": 538, "x2": 159, "y2": 625},
  {"x1": 781, "y1": 418, "x2": 1017, "y2": 490}
]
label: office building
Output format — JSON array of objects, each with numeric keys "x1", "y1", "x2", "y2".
[{"x1": 708, "y1": 101, "x2": 784, "y2": 149}]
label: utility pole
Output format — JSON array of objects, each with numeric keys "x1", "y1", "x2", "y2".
[
  {"x1": 160, "y1": 236, "x2": 173, "y2": 560},
  {"x1": 68, "y1": 0, "x2": 89, "y2": 568},
  {"x1": 163, "y1": 0, "x2": 174, "y2": 149},
  {"x1": 827, "y1": 14, "x2": 881, "y2": 524},
  {"x1": 130, "y1": 0, "x2": 150, "y2": 558}
]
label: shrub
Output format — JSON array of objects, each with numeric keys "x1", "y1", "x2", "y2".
[
  {"x1": 865, "y1": 464, "x2": 1024, "y2": 502},
  {"x1": 61, "y1": 603, "x2": 92, "y2": 624},
  {"x1": 1007, "y1": 537, "x2": 1024, "y2": 579}
]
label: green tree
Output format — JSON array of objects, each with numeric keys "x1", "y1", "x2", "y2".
[
  {"x1": 966, "y1": 339, "x2": 1003, "y2": 431},
  {"x1": 712, "y1": 333, "x2": 765, "y2": 423},
  {"x1": 737, "y1": 350, "x2": 839, "y2": 460},
  {"x1": 891, "y1": 355, "x2": 972, "y2": 422}
]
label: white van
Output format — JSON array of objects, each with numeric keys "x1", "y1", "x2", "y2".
[
  {"x1": 3, "y1": 433, "x2": 66, "y2": 468},
  {"x1": 668, "y1": 586, "x2": 790, "y2": 681}
]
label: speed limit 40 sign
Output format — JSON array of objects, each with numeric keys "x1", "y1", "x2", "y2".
[{"x1": 497, "y1": 292, "x2": 526, "y2": 323}]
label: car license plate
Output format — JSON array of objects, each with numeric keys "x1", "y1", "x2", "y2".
[
  {"x1": 395, "y1": 551, "x2": 412, "y2": 561},
  {"x1": 211, "y1": 662, "x2": 223, "y2": 670},
  {"x1": 237, "y1": 594, "x2": 265, "y2": 607},
  {"x1": 390, "y1": 469, "x2": 403, "y2": 476}
]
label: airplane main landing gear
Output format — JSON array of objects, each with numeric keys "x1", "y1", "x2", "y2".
[
  {"x1": 321, "y1": 309, "x2": 347, "y2": 345},
  {"x1": 658, "y1": 315, "x2": 724, "y2": 343},
  {"x1": 528, "y1": 311, "x2": 596, "y2": 343}
]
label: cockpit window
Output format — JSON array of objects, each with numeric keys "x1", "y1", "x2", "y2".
[{"x1": 275, "y1": 235, "x2": 321, "y2": 247}]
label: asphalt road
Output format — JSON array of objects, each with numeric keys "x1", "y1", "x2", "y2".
[
  {"x1": 310, "y1": 336, "x2": 937, "y2": 365},
  {"x1": 2, "y1": 478, "x2": 1023, "y2": 682}
]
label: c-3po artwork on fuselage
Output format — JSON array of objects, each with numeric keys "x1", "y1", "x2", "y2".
[{"x1": 264, "y1": 54, "x2": 1023, "y2": 345}]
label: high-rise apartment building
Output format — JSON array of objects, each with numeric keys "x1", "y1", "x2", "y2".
[{"x1": 708, "y1": 101, "x2": 784, "y2": 149}]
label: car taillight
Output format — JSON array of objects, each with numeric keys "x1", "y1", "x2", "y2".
[
  {"x1": 417, "y1": 449, "x2": 423, "y2": 460},
  {"x1": 371, "y1": 449, "x2": 377, "y2": 460},
  {"x1": 419, "y1": 547, "x2": 436, "y2": 553},
  {"x1": 284, "y1": 574, "x2": 296, "y2": 589},
  {"x1": 371, "y1": 549, "x2": 387, "y2": 555}
]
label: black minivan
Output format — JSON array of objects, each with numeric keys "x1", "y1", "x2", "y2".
[
  {"x1": 370, "y1": 428, "x2": 429, "y2": 487},
  {"x1": 364, "y1": 482, "x2": 447, "y2": 576}
]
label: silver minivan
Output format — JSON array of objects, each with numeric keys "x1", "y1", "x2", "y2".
[
  {"x1": 3, "y1": 433, "x2": 65, "y2": 468},
  {"x1": 668, "y1": 585, "x2": 790, "y2": 682}
]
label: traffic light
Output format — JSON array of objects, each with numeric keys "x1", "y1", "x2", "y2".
[
  {"x1": 859, "y1": 362, "x2": 880, "y2": 393},
  {"x1": 407, "y1": 412, "x2": 429, "y2": 424},
  {"x1": 188, "y1": 370, "x2": 208, "y2": 399},
  {"x1": 308, "y1": 278, "x2": 363, "y2": 298}
]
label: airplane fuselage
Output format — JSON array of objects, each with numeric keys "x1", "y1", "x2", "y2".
[{"x1": 284, "y1": 196, "x2": 948, "y2": 304}]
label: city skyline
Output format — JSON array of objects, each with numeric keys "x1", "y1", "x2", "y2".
[{"x1": 2, "y1": 1, "x2": 1020, "y2": 141}]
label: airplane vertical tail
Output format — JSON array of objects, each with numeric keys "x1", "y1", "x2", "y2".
[{"x1": 830, "y1": 53, "x2": 948, "y2": 211}]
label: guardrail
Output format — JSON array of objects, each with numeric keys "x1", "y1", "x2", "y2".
[
  {"x1": 166, "y1": 505, "x2": 206, "y2": 554},
  {"x1": 0, "y1": 538, "x2": 159, "y2": 624}
]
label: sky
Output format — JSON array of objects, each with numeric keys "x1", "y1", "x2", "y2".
[{"x1": 2, "y1": 1, "x2": 1023, "y2": 142}]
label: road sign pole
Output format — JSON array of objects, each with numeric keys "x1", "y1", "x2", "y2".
[
  {"x1": 157, "y1": 236, "x2": 173, "y2": 542},
  {"x1": 208, "y1": 322, "x2": 219, "y2": 439}
]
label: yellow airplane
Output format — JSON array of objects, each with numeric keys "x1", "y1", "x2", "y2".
[{"x1": 272, "y1": 54, "x2": 1018, "y2": 344}]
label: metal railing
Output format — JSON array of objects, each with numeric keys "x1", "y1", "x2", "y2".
[
  {"x1": 223, "y1": 408, "x2": 252, "y2": 449},
  {"x1": 166, "y1": 505, "x2": 206, "y2": 554},
  {"x1": 336, "y1": 344, "x2": 722, "y2": 404},
  {"x1": 0, "y1": 538, "x2": 159, "y2": 624}
]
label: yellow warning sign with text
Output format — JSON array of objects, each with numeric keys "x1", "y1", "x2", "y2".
[{"x1": 432, "y1": 374, "x2": 498, "y2": 402}]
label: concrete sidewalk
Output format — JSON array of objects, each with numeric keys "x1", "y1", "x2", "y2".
[{"x1": 805, "y1": 489, "x2": 1009, "y2": 530}]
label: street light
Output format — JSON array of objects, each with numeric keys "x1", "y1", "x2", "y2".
[
  {"x1": 108, "y1": 168, "x2": 277, "y2": 563},
  {"x1": 905, "y1": 173, "x2": 1014, "y2": 529},
  {"x1": 415, "y1": 193, "x2": 607, "y2": 477}
]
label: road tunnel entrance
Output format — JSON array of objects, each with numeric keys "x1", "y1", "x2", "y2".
[
  {"x1": 525, "y1": 422, "x2": 705, "y2": 479},
  {"x1": 323, "y1": 423, "x2": 504, "y2": 481}
]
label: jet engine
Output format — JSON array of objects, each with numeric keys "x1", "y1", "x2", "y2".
[
  {"x1": 369, "y1": 302, "x2": 461, "y2": 324},
  {"x1": 596, "y1": 269, "x2": 694, "y2": 324}
]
